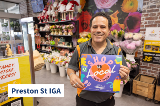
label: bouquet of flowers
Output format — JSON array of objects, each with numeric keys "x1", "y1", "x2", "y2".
[
  {"x1": 110, "y1": 29, "x2": 124, "y2": 42},
  {"x1": 119, "y1": 40, "x2": 142, "y2": 54},
  {"x1": 67, "y1": 24, "x2": 74, "y2": 29},
  {"x1": 125, "y1": 33, "x2": 142, "y2": 41},
  {"x1": 78, "y1": 32, "x2": 91, "y2": 44},
  {"x1": 125, "y1": 59, "x2": 138, "y2": 70}
]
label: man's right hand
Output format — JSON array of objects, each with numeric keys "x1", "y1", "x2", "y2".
[{"x1": 70, "y1": 74, "x2": 84, "y2": 88}]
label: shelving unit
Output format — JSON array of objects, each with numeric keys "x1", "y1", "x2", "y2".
[
  {"x1": 40, "y1": 44, "x2": 75, "y2": 49},
  {"x1": 37, "y1": 20, "x2": 79, "y2": 53}
]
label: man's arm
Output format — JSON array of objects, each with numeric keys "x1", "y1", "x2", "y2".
[{"x1": 67, "y1": 48, "x2": 84, "y2": 88}]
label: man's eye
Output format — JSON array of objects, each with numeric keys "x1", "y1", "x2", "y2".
[
  {"x1": 92, "y1": 26, "x2": 97, "y2": 28},
  {"x1": 101, "y1": 26, "x2": 106, "y2": 28}
]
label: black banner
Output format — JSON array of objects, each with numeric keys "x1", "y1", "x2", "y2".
[{"x1": 142, "y1": 52, "x2": 160, "y2": 64}]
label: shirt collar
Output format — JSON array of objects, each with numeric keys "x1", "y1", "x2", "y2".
[{"x1": 88, "y1": 38, "x2": 113, "y2": 50}]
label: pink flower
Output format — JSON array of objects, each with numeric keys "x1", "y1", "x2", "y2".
[
  {"x1": 126, "y1": 62, "x2": 131, "y2": 68},
  {"x1": 94, "y1": 0, "x2": 118, "y2": 9}
]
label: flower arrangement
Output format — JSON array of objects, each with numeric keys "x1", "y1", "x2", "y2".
[
  {"x1": 125, "y1": 33, "x2": 142, "y2": 41},
  {"x1": 78, "y1": 32, "x2": 91, "y2": 44},
  {"x1": 110, "y1": 29, "x2": 124, "y2": 41},
  {"x1": 67, "y1": 24, "x2": 74, "y2": 29},
  {"x1": 62, "y1": 25, "x2": 67, "y2": 29},
  {"x1": 119, "y1": 40, "x2": 142, "y2": 54},
  {"x1": 125, "y1": 59, "x2": 138, "y2": 70},
  {"x1": 50, "y1": 25, "x2": 55, "y2": 29}
]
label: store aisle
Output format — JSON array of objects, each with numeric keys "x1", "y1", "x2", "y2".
[{"x1": 35, "y1": 68, "x2": 159, "y2": 106}]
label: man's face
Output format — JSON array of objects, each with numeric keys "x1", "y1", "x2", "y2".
[{"x1": 90, "y1": 16, "x2": 110, "y2": 43}]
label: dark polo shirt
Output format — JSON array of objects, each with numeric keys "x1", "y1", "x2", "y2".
[{"x1": 68, "y1": 38, "x2": 127, "y2": 103}]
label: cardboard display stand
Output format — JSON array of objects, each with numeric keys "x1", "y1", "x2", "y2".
[{"x1": 0, "y1": 55, "x2": 33, "y2": 106}]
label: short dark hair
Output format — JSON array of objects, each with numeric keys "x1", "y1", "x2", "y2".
[{"x1": 90, "y1": 12, "x2": 112, "y2": 29}]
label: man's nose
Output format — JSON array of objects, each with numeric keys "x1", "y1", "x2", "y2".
[{"x1": 97, "y1": 27, "x2": 101, "y2": 33}]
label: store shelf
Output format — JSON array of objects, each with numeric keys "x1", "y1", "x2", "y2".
[
  {"x1": 38, "y1": 20, "x2": 77, "y2": 25},
  {"x1": 38, "y1": 50, "x2": 51, "y2": 54},
  {"x1": 40, "y1": 44, "x2": 75, "y2": 49},
  {"x1": 39, "y1": 31, "x2": 50, "y2": 33},
  {"x1": 50, "y1": 35, "x2": 72, "y2": 37}
]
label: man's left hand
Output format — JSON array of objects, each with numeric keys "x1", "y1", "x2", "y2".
[{"x1": 119, "y1": 65, "x2": 130, "y2": 81}]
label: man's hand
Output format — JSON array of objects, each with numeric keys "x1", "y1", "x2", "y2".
[
  {"x1": 70, "y1": 74, "x2": 84, "y2": 88},
  {"x1": 119, "y1": 65, "x2": 130, "y2": 81}
]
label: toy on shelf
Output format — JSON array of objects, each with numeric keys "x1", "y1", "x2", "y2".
[
  {"x1": 67, "y1": 24, "x2": 74, "y2": 35},
  {"x1": 47, "y1": 46, "x2": 52, "y2": 52},
  {"x1": 6, "y1": 44, "x2": 13, "y2": 56},
  {"x1": 59, "y1": 0, "x2": 68, "y2": 21},
  {"x1": 41, "y1": 37, "x2": 46, "y2": 44},
  {"x1": 41, "y1": 5, "x2": 48, "y2": 23},
  {"x1": 62, "y1": 25, "x2": 68, "y2": 35},
  {"x1": 66, "y1": 0, "x2": 79, "y2": 20},
  {"x1": 34, "y1": 24, "x2": 41, "y2": 50},
  {"x1": 50, "y1": 25, "x2": 55, "y2": 35},
  {"x1": 45, "y1": 32, "x2": 50, "y2": 41},
  {"x1": 43, "y1": 24, "x2": 50, "y2": 31},
  {"x1": 52, "y1": 1, "x2": 59, "y2": 22},
  {"x1": 38, "y1": 13, "x2": 42, "y2": 23},
  {"x1": 47, "y1": 4, "x2": 52, "y2": 21}
]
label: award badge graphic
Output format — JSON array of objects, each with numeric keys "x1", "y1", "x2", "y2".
[{"x1": 81, "y1": 54, "x2": 122, "y2": 93}]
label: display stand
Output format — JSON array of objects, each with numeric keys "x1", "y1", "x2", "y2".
[
  {"x1": 0, "y1": 55, "x2": 34, "y2": 106},
  {"x1": 0, "y1": 34, "x2": 36, "y2": 106}
]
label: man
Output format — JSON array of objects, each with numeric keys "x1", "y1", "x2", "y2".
[{"x1": 67, "y1": 12, "x2": 130, "y2": 106}]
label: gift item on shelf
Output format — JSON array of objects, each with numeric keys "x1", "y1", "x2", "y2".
[
  {"x1": 59, "y1": 0, "x2": 68, "y2": 21},
  {"x1": 58, "y1": 37, "x2": 65, "y2": 46},
  {"x1": 54, "y1": 37, "x2": 59, "y2": 46},
  {"x1": 34, "y1": 24, "x2": 41, "y2": 50},
  {"x1": 66, "y1": 0, "x2": 79, "y2": 20},
  {"x1": 50, "y1": 25, "x2": 55, "y2": 35},
  {"x1": 63, "y1": 25, "x2": 68, "y2": 35},
  {"x1": 45, "y1": 33, "x2": 50, "y2": 41},
  {"x1": 43, "y1": 24, "x2": 50, "y2": 31},
  {"x1": 59, "y1": 25, "x2": 63, "y2": 35},
  {"x1": 40, "y1": 26, "x2": 44, "y2": 31},
  {"x1": 50, "y1": 40, "x2": 55, "y2": 45},
  {"x1": 67, "y1": 24, "x2": 74, "y2": 35},
  {"x1": 42, "y1": 46, "x2": 45, "y2": 50},
  {"x1": 41, "y1": 37, "x2": 46, "y2": 44},
  {"x1": 41, "y1": 5, "x2": 48, "y2": 23},
  {"x1": 47, "y1": 46, "x2": 52, "y2": 52},
  {"x1": 38, "y1": 13, "x2": 42, "y2": 23},
  {"x1": 47, "y1": 4, "x2": 52, "y2": 21},
  {"x1": 52, "y1": 1, "x2": 59, "y2": 22},
  {"x1": 6, "y1": 44, "x2": 13, "y2": 56}
]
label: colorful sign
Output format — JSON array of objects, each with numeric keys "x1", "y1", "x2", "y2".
[
  {"x1": 0, "y1": 56, "x2": 33, "y2": 106},
  {"x1": 143, "y1": 27, "x2": 160, "y2": 64},
  {"x1": 81, "y1": 54, "x2": 122, "y2": 93},
  {"x1": 143, "y1": 27, "x2": 160, "y2": 53}
]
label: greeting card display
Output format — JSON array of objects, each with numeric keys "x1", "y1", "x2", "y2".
[{"x1": 81, "y1": 54, "x2": 122, "y2": 93}]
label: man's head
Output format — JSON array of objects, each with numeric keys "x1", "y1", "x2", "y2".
[{"x1": 90, "y1": 12, "x2": 112, "y2": 43}]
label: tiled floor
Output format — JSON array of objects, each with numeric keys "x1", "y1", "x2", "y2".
[{"x1": 35, "y1": 68, "x2": 159, "y2": 106}]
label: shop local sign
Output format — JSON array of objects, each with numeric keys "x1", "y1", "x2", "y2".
[
  {"x1": 0, "y1": 58, "x2": 20, "y2": 84},
  {"x1": 81, "y1": 54, "x2": 122, "y2": 93}
]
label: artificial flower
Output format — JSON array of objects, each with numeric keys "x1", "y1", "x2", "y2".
[
  {"x1": 94, "y1": 0, "x2": 118, "y2": 9},
  {"x1": 124, "y1": 12, "x2": 141, "y2": 32},
  {"x1": 121, "y1": 0, "x2": 138, "y2": 13}
]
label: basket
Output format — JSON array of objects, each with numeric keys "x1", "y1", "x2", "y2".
[{"x1": 132, "y1": 74, "x2": 156, "y2": 100}]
